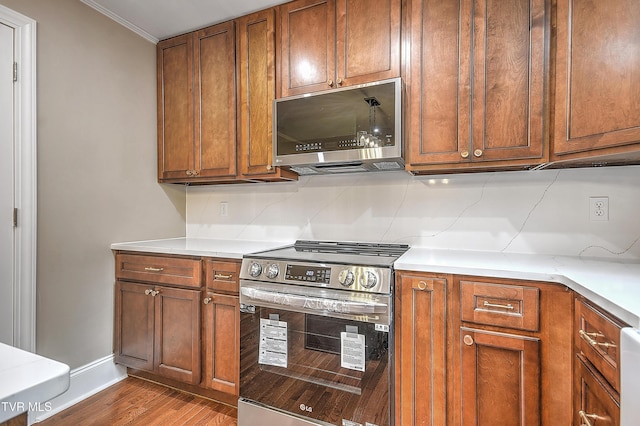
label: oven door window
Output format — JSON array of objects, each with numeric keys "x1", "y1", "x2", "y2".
[{"x1": 240, "y1": 307, "x2": 390, "y2": 426}]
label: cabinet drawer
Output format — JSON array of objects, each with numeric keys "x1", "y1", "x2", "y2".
[
  {"x1": 116, "y1": 253, "x2": 201, "y2": 288},
  {"x1": 576, "y1": 299, "x2": 623, "y2": 392},
  {"x1": 461, "y1": 280, "x2": 539, "y2": 331},
  {"x1": 575, "y1": 354, "x2": 619, "y2": 425},
  {"x1": 204, "y1": 260, "x2": 240, "y2": 294}
]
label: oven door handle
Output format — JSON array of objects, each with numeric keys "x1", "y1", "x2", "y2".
[{"x1": 240, "y1": 287, "x2": 388, "y2": 314}]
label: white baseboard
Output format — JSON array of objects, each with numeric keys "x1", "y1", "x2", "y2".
[{"x1": 30, "y1": 354, "x2": 127, "y2": 424}]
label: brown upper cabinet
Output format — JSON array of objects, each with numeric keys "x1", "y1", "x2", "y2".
[
  {"x1": 277, "y1": 0, "x2": 401, "y2": 98},
  {"x1": 405, "y1": 0, "x2": 549, "y2": 173},
  {"x1": 237, "y1": 9, "x2": 297, "y2": 181},
  {"x1": 157, "y1": 22, "x2": 237, "y2": 182},
  {"x1": 157, "y1": 14, "x2": 296, "y2": 184},
  {"x1": 552, "y1": 0, "x2": 640, "y2": 165}
]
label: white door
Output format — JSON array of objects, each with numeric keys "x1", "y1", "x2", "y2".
[{"x1": 0, "y1": 22, "x2": 15, "y2": 345}]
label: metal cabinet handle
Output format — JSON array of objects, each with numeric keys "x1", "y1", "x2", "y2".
[
  {"x1": 463, "y1": 335, "x2": 474, "y2": 346},
  {"x1": 214, "y1": 273, "x2": 234, "y2": 280},
  {"x1": 327, "y1": 79, "x2": 334, "y2": 87},
  {"x1": 203, "y1": 297, "x2": 212, "y2": 305},
  {"x1": 336, "y1": 77, "x2": 343, "y2": 86},
  {"x1": 145, "y1": 289, "x2": 153, "y2": 295},
  {"x1": 579, "y1": 410, "x2": 604, "y2": 426},
  {"x1": 579, "y1": 329, "x2": 617, "y2": 348},
  {"x1": 474, "y1": 149, "x2": 483, "y2": 157},
  {"x1": 144, "y1": 289, "x2": 159, "y2": 296},
  {"x1": 266, "y1": 164, "x2": 273, "y2": 171},
  {"x1": 483, "y1": 300, "x2": 514, "y2": 310},
  {"x1": 144, "y1": 266, "x2": 164, "y2": 272},
  {"x1": 460, "y1": 151, "x2": 470, "y2": 158}
]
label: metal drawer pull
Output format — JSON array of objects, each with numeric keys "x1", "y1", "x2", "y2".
[
  {"x1": 144, "y1": 266, "x2": 164, "y2": 272},
  {"x1": 214, "y1": 273, "x2": 233, "y2": 280},
  {"x1": 203, "y1": 297, "x2": 212, "y2": 305},
  {"x1": 579, "y1": 410, "x2": 604, "y2": 426},
  {"x1": 144, "y1": 289, "x2": 159, "y2": 296},
  {"x1": 483, "y1": 301, "x2": 514, "y2": 310},
  {"x1": 579, "y1": 329, "x2": 617, "y2": 348}
]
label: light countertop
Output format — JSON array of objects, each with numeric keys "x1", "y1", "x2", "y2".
[
  {"x1": 396, "y1": 248, "x2": 640, "y2": 327},
  {"x1": 111, "y1": 238, "x2": 640, "y2": 327},
  {"x1": 0, "y1": 343, "x2": 70, "y2": 423},
  {"x1": 110, "y1": 237, "x2": 293, "y2": 259}
]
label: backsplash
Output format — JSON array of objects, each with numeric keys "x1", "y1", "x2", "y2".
[{"x1": 186, "y1": 165, "x2": 640, "y2": 259}]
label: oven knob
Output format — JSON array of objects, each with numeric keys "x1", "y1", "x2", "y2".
[
  {"x1": 265, "y1": 264, "x2": 280, "y2": 279},
  {"x1": 338, "y1": 270, "x2": 355, "y2": 287},
  {"x1": 361, "y1": 271, "x2": 378, "y2": 289},
  {"x1": 249, "y1": 262, "x2": 262, "y2": 277}
]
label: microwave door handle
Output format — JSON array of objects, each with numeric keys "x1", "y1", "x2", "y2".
[{"x1": 240, "y1": 287, "x2": 388, "y2": 314}]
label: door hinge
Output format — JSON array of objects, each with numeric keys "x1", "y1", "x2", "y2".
[
  {"x1": 13, "y1": 208, "x2": 18, "y2": 227},
  {"x1": 13, "y1": 62, "x2": 17, "y2": 82}
]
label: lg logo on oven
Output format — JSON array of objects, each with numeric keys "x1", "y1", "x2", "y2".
[{"x1": 299, "y1": 403, "x2": 313, "y2": 413}]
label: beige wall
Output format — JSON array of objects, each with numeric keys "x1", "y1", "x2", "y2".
[{"x1": 0, "y1": 0, "x2": 186, "y2": 368}]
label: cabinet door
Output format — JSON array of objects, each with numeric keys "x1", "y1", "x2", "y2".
[
  {"x1": 396, "y1": 274, "x2": 448, "y2": 425},
  {"x1": 554, "y1": 0, "x2": 640, "y2": 157},
  {"x1": 574, "y1": 355, "x2": 619, "y2": 426},
  {"x1": 202, "y1": 292, "x2": 240, "y2": 395},
  {"x1": 335, "y1": 0, "x2": 400, "y2": 86},
  {"x1": 194, "y1": 22, "x2": 237, "y2": 178},
  {"x1": 459, "y1": 328, "x2": 540, "y2": 425},
  {"x1": 470, "y1": 0, "x2": 546, "y2": 163},
  {"x1": 279, "y1": 0, "x2": 336, "y2": 97},
  {"x1": 114, "y1": 281, "x2": 155, "y2": 371},
  {"x1": 237, "y1": 9, "x2": 277, "y2": 177},
  {"x1": 157, "y1": 33, "x2": 195, "y2": 180},
  {"x1": 406, "y1": 0, "x2": 471, "y2": 166},
  {"x1": 406, "y1": 0, "x2": 547, "y2": 170},
  {"x1": 155, "y1": 286, "x2": 202, "y2": 384}
]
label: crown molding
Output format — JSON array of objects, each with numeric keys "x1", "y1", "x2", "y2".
[{"x1": 80, "y1": 0, "x2": 159, "y2": 44}]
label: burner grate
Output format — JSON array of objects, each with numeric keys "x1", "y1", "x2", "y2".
[{"x1": 293, "y1": 240, "x2": 409, "y2": 258}]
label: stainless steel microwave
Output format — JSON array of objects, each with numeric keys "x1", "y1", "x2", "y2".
[{"x1": 273, "y1": 78, "x2": 403, "y2": 175}]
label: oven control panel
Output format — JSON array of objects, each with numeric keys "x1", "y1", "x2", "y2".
[{"x1": 240, "y1": 259, "x2": 392, "y2": 294}]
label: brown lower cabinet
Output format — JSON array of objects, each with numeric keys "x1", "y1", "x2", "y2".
[
  {"x1": 395, "y1": 272, "x2": 574, "y2": 425},
  {"x1": 114, "y1": 281, "x2": 202, "y2": 385},
  {"x1": 114, "y1": 252, "x2": 240, "y2": 405}
]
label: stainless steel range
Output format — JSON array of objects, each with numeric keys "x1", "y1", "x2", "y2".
[{"x1": 238, "y1": 240, "x2": 409, "y2": 426}]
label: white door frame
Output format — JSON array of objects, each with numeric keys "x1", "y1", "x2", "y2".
[{"x1": 0, "y1": 4, "x2": 37, "y2": 352}]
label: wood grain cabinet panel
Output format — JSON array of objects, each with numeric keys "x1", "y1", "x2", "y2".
[
  {"x1": 454, "y1": 276, "x2": 573, "y2": 425},
  {"x1": 575, "y1": 298, "x2": 623, "y2": 392},
  {"x1": 115, "y1": 281, "x2": 155, "y2": 371},
  {"x1": 194, "y1": 22, "x2": 237, "y2": 179},
  {"x1": 157, "y1": 34, "x2": 194, "y2": 180},
  {"x1": 236, "y1": 9, "x2": 298, "y2": 181},
  {"x1": 460, "y1": 280, "x2": 539, "y2": 331},
  {"x1": 116, "y1": 253, "x2": 201, "y2": 288},
  {"x1": 278, "y1": 0, "x2": 400, "y2": 97},
  {"x1": 574, "y1": 354, "x2": 620, "y2": 426},
  {"x1": 553, "y1": 0, "x2": 640, "y2": 162},
  {"x1": 157, "y1": 21, "x2": 236, "y2": 183},
  {"x1": 202, "y1": 292, "x2": 240, "y2": 395},
  {"x1": 459, "y1": 328, "x2": 541, "y2": 425},
  {"x1": 155, "y1": 286, "x2": 202, "y2": 384},
  {"x1": 114, "y1": 280, "x2": 202, "y2": 385},
  {"x1": 406, "y1": 0, "x2": 548, "y2": 173},
  {"x1": 395, "y1": 273, "x2": 449, "y2": 425}
]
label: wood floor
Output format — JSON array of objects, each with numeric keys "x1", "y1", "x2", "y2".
[{"x1": 38, "y1": 377, "x2": 237, "y2": 425}]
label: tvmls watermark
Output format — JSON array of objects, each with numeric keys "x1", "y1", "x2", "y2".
[{"x1": 2, "y1": 401, "x2": 53, "y2": 413}]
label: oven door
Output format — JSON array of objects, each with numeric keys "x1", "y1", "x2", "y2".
[{"x1": 239, "y1": 281, "x2": 393, "y2": 426}]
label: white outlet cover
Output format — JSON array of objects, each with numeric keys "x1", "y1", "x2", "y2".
[{"x1": 589, "y1": 196, "x2": 609, "y2": 221}]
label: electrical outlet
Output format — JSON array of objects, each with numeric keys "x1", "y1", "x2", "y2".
[
  {"x1": 589, "y1": 197, "x2": 609, "y2": 221},
  {"x1": 220, "y1": 201, "x2": 229, "y2": 217}
]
